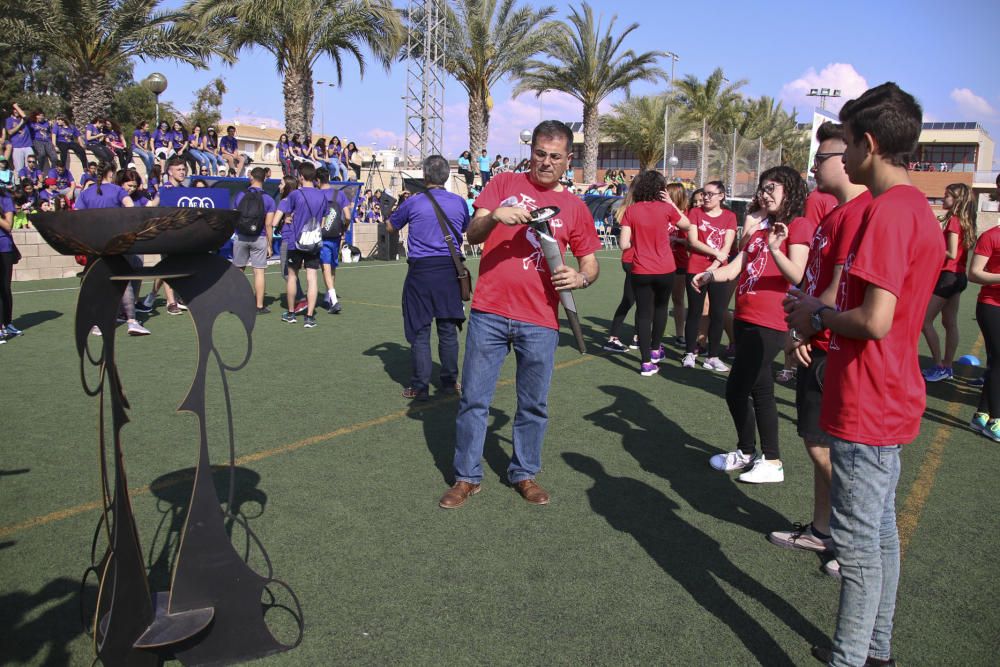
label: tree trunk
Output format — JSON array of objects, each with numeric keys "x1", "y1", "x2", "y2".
[
  {"x1": 70, "y1": 69, "x2": 114, "y2": 125},
  {"x1": 582, "y1": 102, "x2": 599, "y2": 184},
  {"x1": 283, "y1": 65, "x2": 314, "y2": 138},
  {"x1": 467, "y1": 88, "x2": 489, "y2": 156}
]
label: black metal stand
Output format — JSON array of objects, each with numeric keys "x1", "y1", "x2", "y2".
[{"x1": 77, "y1": 254, "x2": 302, "y2": 666}]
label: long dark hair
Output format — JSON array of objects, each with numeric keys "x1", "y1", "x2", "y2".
[
  {"x1": 749, "y1": 166, "x2": 807, "y2": 223},
  {"x1": 95, "y1": 161, "x2": 116, "y2": 196},
  {"x1": 280, "y1": 175, "x2": 298, "y2": 199},
  {"x1": 630, "y1": 170, "x2": 667, "y2": 203}
]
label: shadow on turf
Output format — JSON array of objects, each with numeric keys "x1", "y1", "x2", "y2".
[
  {"x1": 11, "y1": 309, "x2": 62, "y2": 331},
  {"x1": 564, "y1": 452, "x2": 827, "y2": 665},
  {"x1": 145, "y1": 466, "x2": 269, "y2": 592},
  {"x1": 0, "y1": 576, "x2": 96, "y2": 666},
  {"x1": 583, "y1": 384, "x2": 791, "y2": 534},
  {"x1": 364, "y1": 341, "x2": 420, "y2": 388},
  {"x1": 410, "y1": 399, "x2": 513, "y2": 484}
]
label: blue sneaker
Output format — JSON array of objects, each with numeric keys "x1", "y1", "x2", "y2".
[
  {"x1": 971, "y1": 412, "x2": 989, "y2": 435},
  {"x1": 986, "y1": 418, "x2": 1000, "y2": 443},
  {"x1": 4, "y1": 324, "x2": 22, "y2": 337},
  {"x1": 923, "y1": 365, "x2": 951, "y2": 382}
]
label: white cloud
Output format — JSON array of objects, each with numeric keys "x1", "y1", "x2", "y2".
[
  {"x1": 950, "y1": 88, "x2": 997, "y2": 119},
  {"x1": 779, "y1": 63, "x2": 869, "y2": 116},
  {"x1": 225, "y1": 114, "x2": 283, "y2": 130},
  {"x1": 365, "y1": 127, "x2": 403, "y2": 147}
]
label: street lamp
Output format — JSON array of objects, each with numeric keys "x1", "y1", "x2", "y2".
[
  {"x1": 519, "y1": 129, "x2": 532, "y2": 161},
  {"x1": 662, "y1": 52, "x2": 679, "y2": 179},
  {"x1": 143, "y1": 73, "x2": 168, "y2": 127},
  {"x1": 316, "y1": 80, "x2": 336, "y2": 137}
]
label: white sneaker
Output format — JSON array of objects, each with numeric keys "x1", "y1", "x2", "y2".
[
  {"x1": 738, "y1": 456, "x2": 785, "y2": 484},
  {"x1": 90, "y1": 326, "x2": 102, "y2": 337},
  {"x1": 709, "y1": 450, "x2": 754, "y2": 472},
  {"x1": 703, "y1": 356, "x2": 730, "y2": 372},
  {"x1": 127, "y1": 321, "x2": 151, "y2": 336},
  {"x1": 682, "y1": 352, "x2": 697, "y2": 368},
  {"x1": 823, "y1": 558, "x2": 841, "y2": 580}
]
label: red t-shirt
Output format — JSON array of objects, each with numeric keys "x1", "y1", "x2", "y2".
[
  {"x1": 734, "y1": 217, "x2": 813, "y2": 331},
  {"x1": 472, "y1": 172, "x2": 602, "y2": 329},
  {"x1": 687, "y1": 207, "x2": 738, "y2": 274},
  {"x1": 804, "y1": 189, "x2": 838, "y2": 226},
  {"x1": 802, "y1": 191, "x2": 872, "y2": 352},
  {"x1": 974, "y1": 226, "x2": 1000, "y2": 307},
  {"x1": 941, "y1": 215, "x2": 970, "y2": 274},
  {"x1": 670, "y1": 227, "x2": 689, "y2": 271},
  {"x1": 820, "y1": 185, "x2": 945, "y2": 446},
  {"x1": 620, "y1": 201, "x2": 680, "y2": 275}
]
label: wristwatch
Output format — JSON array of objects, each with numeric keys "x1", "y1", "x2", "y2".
[
  {"x1": 580, "y1": 273, "x2": 590, "y2": 289},
  {"x1": 811, "y1": 306, "x2": 834, "y2": 332}
]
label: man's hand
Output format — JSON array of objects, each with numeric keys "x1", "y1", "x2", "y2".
[
  {"x1": 551, "y1": 265, "x2": 585, "y2": 291},
  {"x1": 784, "y1": 287, "x2": 825, "y2": 336},
  {"x1": 491, "y1": 206, "x2": 532, "y2": 226}
]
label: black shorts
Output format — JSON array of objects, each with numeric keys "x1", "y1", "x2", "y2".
[
  {"x1": 286, "y1": 249, "x2": 320, "y2": 271},
  {"x1": 796, "y1": 347, "x2": 828, "y2": 443},
  {"x1": 933, "y1": 271, "x2": 968, "y2": 299}
]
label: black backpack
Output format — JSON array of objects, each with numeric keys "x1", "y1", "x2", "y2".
[
  {"x1": 235, "y1": 189, "x2": 265, "y2": 236},
  {"x1": 321, "y1": 197, "x2": 344, "y2": 239}
]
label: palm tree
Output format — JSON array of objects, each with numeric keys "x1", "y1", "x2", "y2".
[
  {"x1": 600, "y1": 94, "x2": 694, "y2": 172},
  {"x1": 514, "y1": 3, "x2": 666, "y2": 183},
  {"x1": 672, "y1": 68, "x2": 746, "y2": 186},
  {"x1": 187, "y1": 0, "x2": 403, "y2": 137},
  {"x1": 406, "y1": 0, "x2": 559, "y2": 156},
  {"x1": 0, "y1": 0, "x2": 225, "y2": 123}
]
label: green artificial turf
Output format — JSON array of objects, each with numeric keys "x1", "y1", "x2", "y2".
[{"x1": 1, "y1": 250, "x2": 998, "y2": 665}]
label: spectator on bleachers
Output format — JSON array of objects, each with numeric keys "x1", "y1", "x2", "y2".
[
  {"x1": 187, "y1": 124, "x2": 213, "y2": 174},
  {"x1": 131, "y1": 121, "x2": 155, "y2": 175},
  {"x1": 277, "y1": 133, "x2": 293, "y2": 176},
  {"x1": 345, "y1": 141, "x2": 361, "y2": 181},
  {"x1": 47, "y1": 162, "x2": 77, "y2": 201},
  {"x1": 53, "y1": 116, "x2": 87, "y2": 172},
  {"x1": 104, "y1": 120, "x2": 132, "y2": 170},
  {"x1": 80, "y1": 161, "x2": 99, "y2": 189},
  {"x1": 152, "y1": 121, "x2": 173, "y2": 165},
  {"x1": 169, "y1": 120, "x2": 199, "y2": 173},
  {"x1": 457, "y1": 150, "x2": 474, "y2": 189},
  {"x1": 28, "y1": 110, "x2": 58, "y2": 173},
  {"x1": 203, "y1": 127, "x2": 226, "y2": 176},
  {"x1": 220, "y1": 125, "x2": 248, "y2": 176},
  {"x1": 85, "y1": 117, "x2": 115, "y2": 166},
  {"x1": 17, "y1": 155, "x2": 41, "y2": 186},
  {"x1": 6, "y1": 103, "x2": 33, "y2": 173}
]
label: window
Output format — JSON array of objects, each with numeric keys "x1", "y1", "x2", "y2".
[{"x1": 913, "y1": 144, "x2": 977, "y2": 172}]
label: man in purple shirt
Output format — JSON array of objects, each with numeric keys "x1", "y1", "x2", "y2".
[
  {"x1": 48, "y1": 164, "x2": 77, "y2": 200},
  {"x1": 220, "y1": 126, "x2": 248, "y2": 177},
  {"x1": 271, "y1": 162, "x2": 328, "y2": 327},
  {"x1": 317, "y1": 166, "x2": 353, "y2": 314},
  {"x1": 387, "y1": 154, "x2": 470, "y2": 400},
  {"x1": 6, "y1": 104, "x2": 34, "y2": 173},
  {"x1": 232, "y1": 167, "x2": 276, "y2": 313},
  {"x1": 17, "y1": 155, "x2": 41, "y2": 186},
  {"x1": 29, "y1": 111, "x2": 59, "y2": 173},
  {"x1": 53, "y1": 116, "x2": 88, "y2": 172}
]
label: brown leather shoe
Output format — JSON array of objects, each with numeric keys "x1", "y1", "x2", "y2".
[
  {"x1": 438, "y1": 481, "x2": 481, "y2": 509},
  {"x1": 513, "y1": 479, "x2": 549, "y2": 505}
]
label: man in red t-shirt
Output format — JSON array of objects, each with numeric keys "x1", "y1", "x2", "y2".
[
  {"x1": 786, "y1": 83, "x2": 944, "y2": 667},
  {"x1": 439, "y1": 120, "x2": 601, "y2": 509},
  {"x1": 767, "y1": 122, "x2": 870, "y2": 572}
]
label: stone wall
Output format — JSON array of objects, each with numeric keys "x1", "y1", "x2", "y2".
[{"x1": 10, "y1": 228, "x2": 81, "y2": 281}]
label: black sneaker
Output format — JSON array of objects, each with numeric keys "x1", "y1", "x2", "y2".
[
  {"x1": 328, "y1": 302, "x2": 342, "y2": 315},
  {"x1": 303, "y1": 315, "x2": 317, "y2": 328},
  {"x1": 281, "y1": 311, "x2": 296, "y2": 323},
  {"x1": 257, "y1": 306, "x2": 271, "y2": 315},
  {"x1": 602, "y1": 338, "x2": 628, "y2": 353},
  {"x1": 811, "y1": 646, "x2": 895, "y2": 666},
  {"x1": 134, "y1": 301, "x2": 153, "y2": 314}
]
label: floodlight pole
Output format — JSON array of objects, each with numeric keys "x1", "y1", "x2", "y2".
[{"x1": 806, "y1": 87, "x2": 842, "y2": 110}]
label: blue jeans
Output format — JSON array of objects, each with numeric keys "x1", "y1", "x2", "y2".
[
  {"x1": 132, "y1": 146, "x2": 155, "y2": 175},
  {"x1": 454, "y1": 311, "x2": 558, "y2": 484},
  {"x1": 828, "y1": 439, "x2": 902, "y2": 666},
  {"x1": 410, "y1": 318, "x2": 459, "y2": 393},
  {"x1": 188, "y1": 148, "x2": 212, "y2": 172}
]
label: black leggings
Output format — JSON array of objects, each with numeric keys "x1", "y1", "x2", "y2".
[
  {"x1": 609, "y1": 261, "x2": 635, "y2": 339},
  {"x1": 0, "y1": 250, "x2": 14, "y2": 327},
  {"x1": 726, "y1": 320, "x2": 784, "y2": 460},
  {"x1": 633, "y1": 272, "x2": 674, "y2": 363},
  {"x1": 976, "y1": 301, "x2": 1000, "y2": 416},
  {"x1": 57, "y1": 141, "x2": 88, "y2": 171},
  {"x1": 87, "y1": 143, "x2": 115, "y2": 166},
  {"x1": 685, "y1": 273, "x2": 729, "y2": 356}
]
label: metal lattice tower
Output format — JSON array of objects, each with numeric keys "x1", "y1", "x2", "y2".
[{"x1": 402, "y1": 0, "x2": 446, "y2": 168}]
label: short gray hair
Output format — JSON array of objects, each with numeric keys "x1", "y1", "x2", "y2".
[{"x1": 423, "y1": 154, "x2": 450, "y2": 186}]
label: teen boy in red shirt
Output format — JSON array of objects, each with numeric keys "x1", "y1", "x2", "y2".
[{"x1": 786, "y1": 83, "x2": 944, "y2": 667}]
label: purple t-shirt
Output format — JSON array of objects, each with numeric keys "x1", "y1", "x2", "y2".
[
  {"x1": 0, "y1": 193, "x2": 14, "y2": 252},
  {"x1": 30, "y1": 120, "x2": 52, "y2": 142},
  {"x1": 133, "y1": 129, "x2": 150, "y2": 148},
  {"x1": 48, "y1": 168, "x2": 74, "y2": 189},
  {"x1": 170, "y1": 130, "x2": 186, "y2": 150},
  {"x1": 281, "y1": 187, "x2": 329, "y2": 251},
  {"x1": 18, "y1": 167, "x2": 41, "y2": 182},
  {"x1": 76, "y1": 183, "x2": 128, "y2": 209},
  {"x1": 389, "y1": 189, "x2": 469, "y2": 259},
  {"x1": 233, "y1": 186, "x2": 277, "y2": 237},
  {"x1": 85, "y1": 123, "x2": 104, "y2": 145},
  {"x1": 277, "y1": 142, "x2": 289, "y2": 160},
  {"x1": 220, "y1": 135, "x2": 238, "y2": 154},
  {"x1": 204, "y1": 135, "x2": 218, "y2": 151},
  {"x1": 188, "y1": 134, "x2": 203, "y2": 148},
  {"x1": 153, "y1": 128, "x2": 170, "y2": 149},
  {"x1": 6, "y1": 116, "x2": 32, "y2": 148},
  {"x1": 54, "y1": 124, "x2": 79, "y2": 144}
]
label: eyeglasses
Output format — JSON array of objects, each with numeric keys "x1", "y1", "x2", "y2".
[
  {"x1": 757, "y1": 183, "x2": 782, "y2": 196},
  {"x1": 813, "y1": 152, "x2": 845, "y2": 166},
  {"x1": 703, "y1": 190, "x2": 723, "y2": 198}
]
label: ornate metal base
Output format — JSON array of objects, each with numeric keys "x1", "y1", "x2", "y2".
[{"x1": 77, "y1": 255, "x2": 302, "y2": 666}]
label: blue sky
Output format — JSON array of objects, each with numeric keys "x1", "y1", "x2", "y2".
[{"x1": 137, "y1": 0, "x2": 1000, "y2": 166}]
